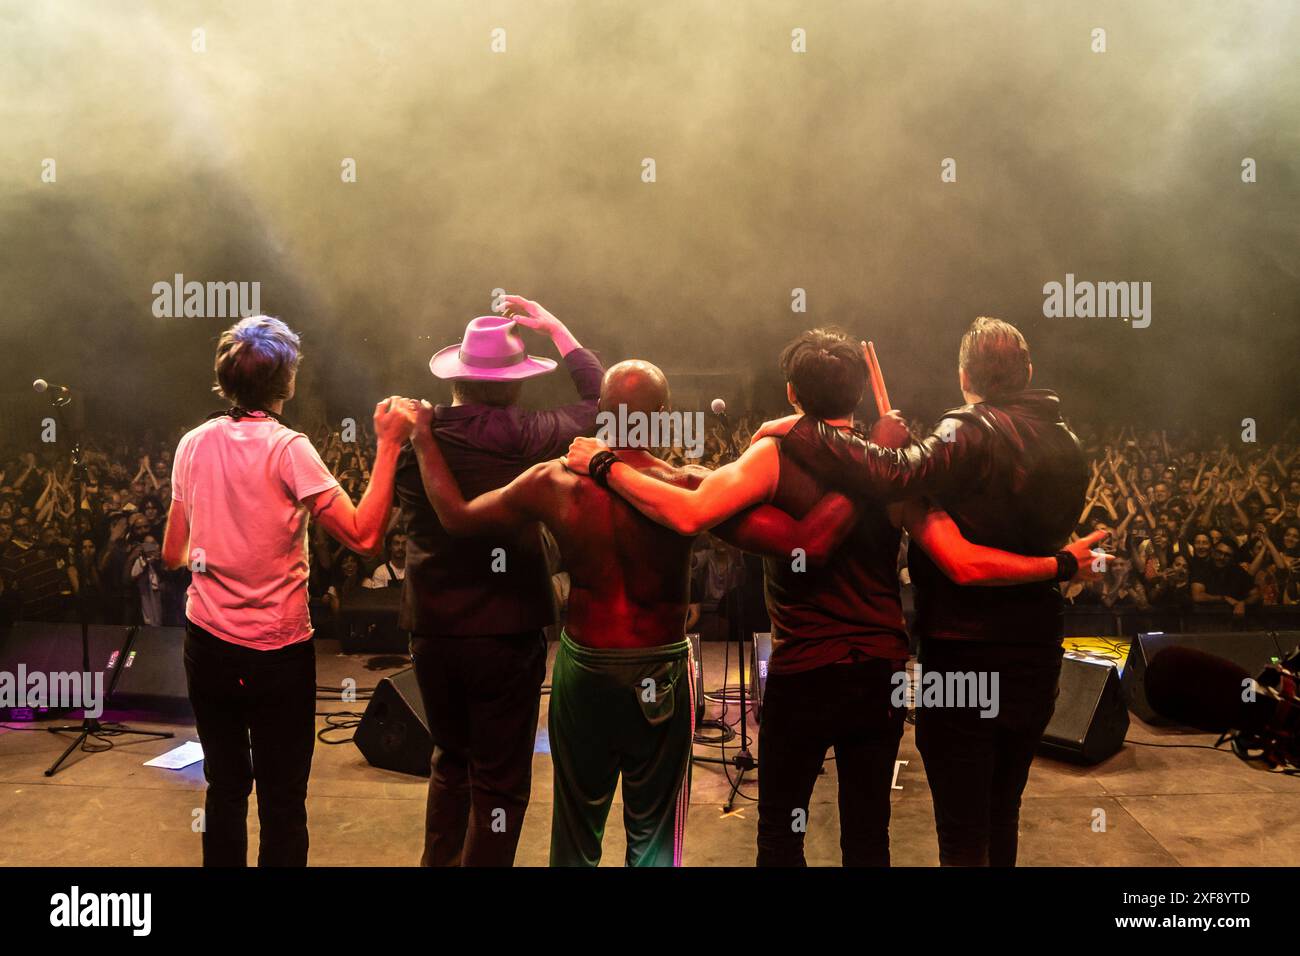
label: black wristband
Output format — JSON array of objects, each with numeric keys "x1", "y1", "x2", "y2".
[
  {"x1": 588, "y1": 450, "x2": 619, "y2": 487},
  {"x1": 1054, "y1": 549, "x2": 1079, "y2": 582}
]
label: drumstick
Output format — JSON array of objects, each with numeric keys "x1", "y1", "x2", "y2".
[{"x1": 864, "y1": 340, "x2": 891, "y2": 416}]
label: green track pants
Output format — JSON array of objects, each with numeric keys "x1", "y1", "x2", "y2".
[{"x1": 548, "y1": 630, "x2": 695, "y2": 867}]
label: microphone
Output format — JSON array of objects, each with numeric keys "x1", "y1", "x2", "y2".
[
  {"x1": 33, "y1": 379, "x2": 71, "y2": 406},
  {"x1": 1145, "y1": 645, "x2": 1299, "y2": 769},
  {"x1": 710, "y1": 398, "x2": 736, "y2": 462}
]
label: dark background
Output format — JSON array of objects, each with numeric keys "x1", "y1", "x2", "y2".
[{"x1": 2, "y1": 0, "x2": 1296, "y2": 441}]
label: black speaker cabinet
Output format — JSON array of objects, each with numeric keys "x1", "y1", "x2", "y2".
[
  {"x1": 1038, "y1": 655, "x2": 1129, "y2": 765},
  {"x1": 113, "y1": 625, "x2": 191, "y2": 716},
  {"x1": 0, "y1": 622, "x2": 132, "y2": 719},
  {"x1": 354, "y1": 667, "x2": 432, "y2": 777},
  {"x1": 1122, "y1": 630, "x2": 1290, "y2": 724}
]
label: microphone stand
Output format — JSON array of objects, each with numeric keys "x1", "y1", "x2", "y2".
[
  {"x1": 690, "y1": 406, "x2": 758, "y2": 812},
  {"x1": 44, "y1": 389, "x2": 173, "y2": 777}
]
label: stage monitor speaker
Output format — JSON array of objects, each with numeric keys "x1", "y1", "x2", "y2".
[
  {"x1": 687, "y1": 632, "x2": 705, "y2": 724},
  {"x1": 112, "y1": 625, "x2": 191, "y2": 716},
  {"x1": 750, "y1": 632, "x2": 773, "y2": 722},
  {"x1": 1122, "y1": 630, "x2": 1291, "y2": 725},
  {"x1": 354, "y1": 667, "x2": 431, "y2": 777},
  {"x1": 1039, "y1": 655, "x2": 1129, "y2": 765},
  {"x1": 0, "y1": 622, "x2": 133, "y2": 719}
]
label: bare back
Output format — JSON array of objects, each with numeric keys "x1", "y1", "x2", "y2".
[{"x1": 522, "y1": 456, "x2": 697, "y2": 648}]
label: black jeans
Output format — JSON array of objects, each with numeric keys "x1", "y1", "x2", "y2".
[
  {"x1": 915, "y1": 639, "x2": 1062, "y2": 867},
  {"x1": 410, "y1": 631, "x2": 547, "y2": 867},
  {"x1": 183, "y1": 621, "x2": 316, "y2": 867},
  {"x1": 756, "y1": 657, "x2": 906, "y2": 867}
]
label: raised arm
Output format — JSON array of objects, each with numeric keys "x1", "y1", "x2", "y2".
[
  {"x1": 305, "y1": 398, "x2": 412, "y2": 557},
  {"x1": 903, "y1": 499, "x2": 1110, "y2": 586},
  {"x1": 500, "y1": 293, "x2": 584, "y2": 357},
  {"x1": 499, "y1": 294, "x2": 604, "y2": 459}
]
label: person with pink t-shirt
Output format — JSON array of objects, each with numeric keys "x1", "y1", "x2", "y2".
[{"x1": 162, "y1": 315, "x2": 414, "y2": 867}]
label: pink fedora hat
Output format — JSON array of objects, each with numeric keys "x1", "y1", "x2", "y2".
[{"x1": 429, "y1": 316, "x2": 558, "y2": 381}]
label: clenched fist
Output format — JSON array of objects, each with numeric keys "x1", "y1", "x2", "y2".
[
  {"x1": 868, "y1": 410, "x2": 910, "y2": 449},
  {"x1": 565, "y1": 436, "x2": 609, "y2": 475}
]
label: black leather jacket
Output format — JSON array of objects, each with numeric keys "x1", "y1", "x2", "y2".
[{"x1": 782, "y1": 389, "x2": 1088, "y2": 643}]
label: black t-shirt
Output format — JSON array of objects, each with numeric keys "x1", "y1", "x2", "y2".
[
  {"x1": 1191, "y1": 560, "x2": 1252, "y2": 601},
  {"x1": 763, "y1": 439, "x2": 908, "y2": 674}
]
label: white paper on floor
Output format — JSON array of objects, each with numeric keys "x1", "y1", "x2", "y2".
[{"x1": 143, "y1": 740, "x2": 205, "y2": 770}]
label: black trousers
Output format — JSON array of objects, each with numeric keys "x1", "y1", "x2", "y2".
[
  {"x1": 183, "y1": 621, "x2": 316, "y2": 867},
  {"x1": 410, "y1": 631, "x2": 547, "y2": 867},
  {"x1": 756, "y1": 657, "x2": 906, "y2": 867},
  {"x1": 915, "y1": 639, "x2": 1062, "y2": 867}
]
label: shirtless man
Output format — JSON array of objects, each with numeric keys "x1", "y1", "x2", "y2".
[{"x1": 405, "y1": 360, "x2": 852, "y2": 867}]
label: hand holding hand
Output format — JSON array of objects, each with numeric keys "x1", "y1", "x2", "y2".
[
  {"x1": 411, "y1": 399, "x2": 436, "y2": 435},
  {"x1": 373, "y1": 396, "x2": 416, "y2": 443}
]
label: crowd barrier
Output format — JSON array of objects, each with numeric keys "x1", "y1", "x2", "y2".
[{"x1": 1059, "y1": 604, "x2": 1300, "y2": 639}]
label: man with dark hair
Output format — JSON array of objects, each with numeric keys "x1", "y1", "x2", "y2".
[
  {"x1": 163, "y1": 314, "x2": 414, "y2": 866},
  {"x1": 363, "y1": 529, "x2": 407, "y2": 589},
  {"x1": 778, "y1": 328, "x2": 869, "y2": 419},
  {"x1": 567, "y1": 325, "x2": 1104, "y2": 866},
  {"x1": 749, "y1": 315, "x2": 1091, "y2": 867},
  {"x1": 450, "y1": 378, "x2": 523, "y2": 408},
  {"x1": 395, "y1": 295, "x2": 603, "y2": 868},
  {"x1": 1191, "y1": 540, "x2": 1258, "y2": 616}
]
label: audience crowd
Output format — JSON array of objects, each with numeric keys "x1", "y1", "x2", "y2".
[{"x1": 3, "y1": 413, "x2": 1297, "y2": 633}]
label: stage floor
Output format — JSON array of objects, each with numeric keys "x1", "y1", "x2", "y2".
[{"x1": 1, "y1": 639, "x2": 1296, "y2": 867}]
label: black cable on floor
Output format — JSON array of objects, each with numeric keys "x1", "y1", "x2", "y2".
[
  {"x1": 692, "y1": 719, "x2": 735, "y2": 746},
  {"x1": 698, "y1": 636, "x2": 758, "y2": 803},
  {"x1": 1124, "y1": 738, "x2": 1232, "y2": 753},
  {"x1": 316, "y1": 711, "x2": 365, "y2": 744}
]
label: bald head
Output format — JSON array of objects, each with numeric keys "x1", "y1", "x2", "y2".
[{"x1": 599, "y1": 360, "x2": 670, "y2": 417}]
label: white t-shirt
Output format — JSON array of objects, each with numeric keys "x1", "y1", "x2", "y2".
[
  {"x1": 172, "y1": 415, "x2": 339, "y2": 650},
  {"x1": 363, "y1": 563, "x2": 405, "y2": 589}
]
